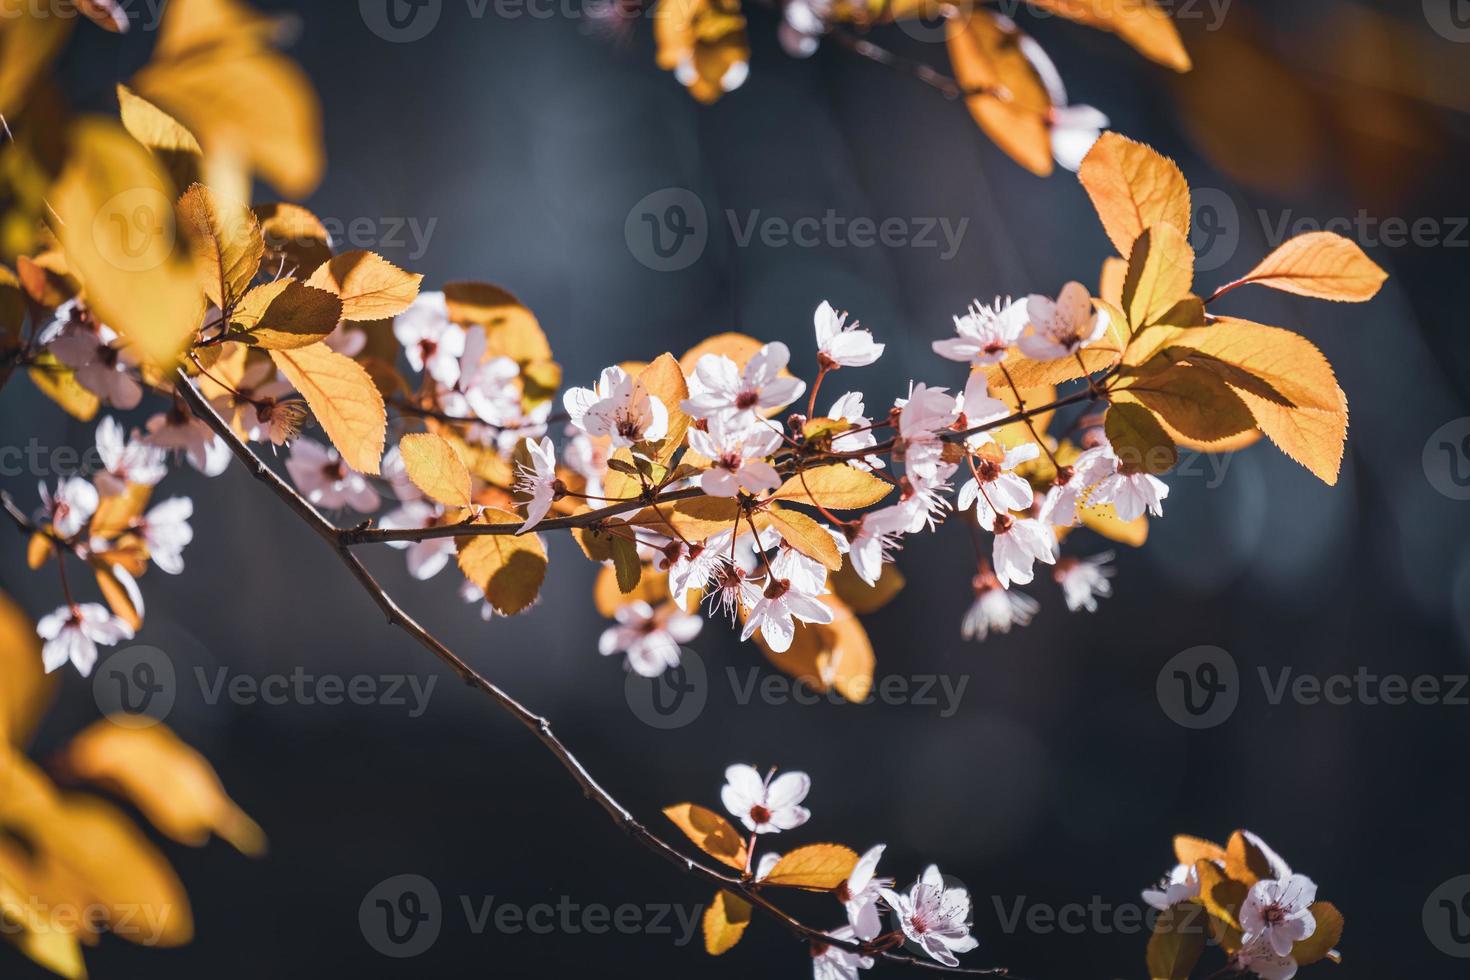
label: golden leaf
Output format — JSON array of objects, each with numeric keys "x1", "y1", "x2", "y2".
[
  {"x1": 93, "y1": 563, "x2": 142, "y2": 632},
  {"x1": 1146, "y1": 903, "x2": 1206, "y2": 980},
  {"x1": 1166, "y1": 318, "x2": 1347, "y2": 484},
  {"x1": 610, "y1": 536, "x2": 643, "y2": 593},
  {"x1": 1078, "y1": 501, "x2": 1148, "y2": 547},
  {"x1": 1103, "y1": 403, "x2": 1177, "y2": 475},
  {"x1": 57, "y1": 721, "x2": 266, "y2": 856},
  {"x1": 755, "y1": 505, "x2": 842, "y2": 571},
  {"x1": 0, "y1": 869, "x2": 88, "y2": 979},
  {"x1": 1292, "y1": 901, "x2": 1343, "y2": 966},
  {"x1": 593, "y1": 565, "x2": 671, "y2": 618},
  {"x1": 662, "y1": 803, "x2": 748, "y2": 871},
  {"x1": 255, "y1": 202, "x2": 333, "y2": 278},
  {"x1": 1099, "y1": 255, "x2": 1127, "y2": 308},
  {"x1": 1214, "y1": 231, "x2": 1387, "y2": 303},
  {"x1": 269, "y1": 342, "x2": 386, "y2": 474},
  {"x1": 175, "y1": 183, "x2": 262, "y2": 309},
  {"x1": 702, "y1": 889, "x2": 752, "y2": 956},
  {"x1": 232, "y1": 278, "x2": 343, "y2": 350},
  {"x1": 28, "y1": 353, "x2": 99, "y2": 421},
  {"x1": 1172, "y1": 835, "x2": 1226, "y2": 867},
  {"x1": 115, "y1": 84, "x2": 202, "y2": 194},
  {"x1": 625, "y1": 496, "x2": 743, "y2": 543},
  {"x1": 654, "y1": 0, "x2": 749, "y2": 104},
  {"x1": 50, "y1": 119, "x2": 204, "y2": 369},
  {"x1": 1223, "y1": 830, "x2": 1275, "y2": 887},
  {"x1": 442, "y1": 282, "x2": 552, "y2": 362},
  {"x1": 752, "y1": 595, "x2": 875, "y2": 703},
  {"x1": 763, "y1": 843, "x2": 860, "y2": 891},
  {"x1": 947, "y1": 10, "x2": 1053, "y2": 177},
  {"x1": 1195, "y1": 859, "x2": 1246, "y2": 954},
  {"x1": 1079, "y1": 132, "x2": 1192, "y2": 258},
  {"x1": 1123, "y1": 224, "x2": 1195, "y2": 331},
  {"x1": 90, "y1": 482, "x2": 152, "y2": 540},
  {"x1": 0, "y1": 591, "x2": 55, "y2": 748},
  {"x1": 456, "y1": 510, "x2": 547, "y2": 615},
  {"x1": 1028, "y1": 0, "x2": 1190, "y2": 72},
  {"x1": 398, "y1": 433, "x2": 472, "y2": 508},
  {"x1": 131, "y1": 0, "x2": 324, "y2": 198},
  {"x1": 0, "y1": 4, "x2": 71, "y2": 118},
  {"x1": 772, "y1": 465, "x2": 893, "y2": 511},
  {"x1": 830, "y1": 559, "x2": 905, "y2": 615},
  {"x1": 306, "y1": 251, "x2": 422, "y2": 322},
  {"x1": 1114, "y1": 365, "x2": 1257, "y2": 450}
]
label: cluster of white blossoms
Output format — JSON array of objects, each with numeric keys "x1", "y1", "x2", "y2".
[
  {"x1": 719, "y1": 765, "x2": 978, "y2": 977},
  {"x1": 1143, "y1": 832, "x2": 1322, "y2": 980}
]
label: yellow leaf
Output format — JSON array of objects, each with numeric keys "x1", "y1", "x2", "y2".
[
  {"x1": 1123, "y1": 224, "x2": 1195, "y2": 331},
  {"x1": 1079, "y1": 132, "x2": 1192, "y2": 258},
  {"x1": 0, "y1": 4, "x2": 71, "y2": 119},
  {"x1": 398, "y1": 433, "x2": 473, "y2": 507},
  {"x1": 1103, "y1": 402, "x2": 1177, "y2": 475},
  {"x1": 1195, "y1": 859, "x2": 1246, "y2": 954},
  {"x1": 654, "y1": 0, "x2": 749, "y2": 104},
  {"x1": 1028, "y1": 0, "x2": 1191, "y2": 72},
  {"x1": 269, "y1": 342, "x2": 386, "y2": 474},
  {"x1": 0, "y1": 591, "x2": 55, "y2": 748},
  {"x1": 92, "y1": 563, "x2": 143, "y2": 632},
  {"x1": 755, "y1": 505, "x2": 842, "y2": 571},
  {"x1": 1173, "y1": 835, "x2": 1226, "y2": 867},
  {"x1": 772, "y1": 465, "x2": 893, "y2": 510},
  {"x1": 175, "y1": 183, "x2": 262, "y2": 309},
  {"x1": 28, "y1": 353, "x2": 99, "y2": 421},
  {"x1": 1214, "y1": 231, "x2": 1387, "y2": 303},
  {"x1": 131, "y1": 0, "x2": 323, "y2": 198},
  {"x1": 442, "y1": 282, "x2": 552, "y2": 362},
  {"x1": 610, "y1": 536, "x2": 643, "y2": 593},
  {"x1": 625, "y1": 496, "x2": 743, "y2": 542},
  {"x1": 947, "y1": 10, "x2": 1053, "y2": 177},
  {"x1": 1292, "y1": 902, "x2": 1343, "y2": 966},
  {"x1": 1147, "y1": 903, "x2": 1206, "y2": 980},
  {"x1": 1165, "y1": 318, "x2": 1347, "y2": 484},
  {"x1": 830, "y1": 559, "x2": 905, "y2": 615},
  {"x1": 1114, "y1": 365, "x2": 1256, "y2": 449},
  {"x1": 1, "y1": 867, "x2": 89, "y2": 979},
  {"x1": 1224, "y1": 830, "x2": 1275, "y2": 887},
  {"x1": 255, "y1": 202, "x2": 333, "y2": 278},
  {"x1": 662, "y1": 804, "x2": 748, "y2": 871},
  {"x1": 232, "y1": 278, "x2": 343, "y2": 350},
  {"x1": 763, "y1": 843, "x2": 860, "y2": 891},
  {"x1": 56, "y1": 721, "x2": 266, "y2": 856},
  {"x1": 456, "y1": 510, "x2": 547, "y2": 615},
  {"x1": 306, "y1": 251, "x2": 422, "y2": 322},
  {"x1": 1078, "y1": 501, "x2": 1148, "y2": 547},
  {"x1": 50, "y1": 119, "x2": 203, "y2": 369},
  {"x1": 702, "y1": 890, "x2": 752, "y2": 956},
  {"x1": 1099, "y1": 255, "x2": 1127, "y2": 309},
  {"x1": 593, "y1": 565, "x2": 671, "y2": 617},
  {"x1": 115, "y1": 84, "x2": 202, "y2": 194}
]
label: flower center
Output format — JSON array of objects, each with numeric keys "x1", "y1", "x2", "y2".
[
  {"x1": 749, "y1": 804, "x2": 771, "y2": 824},
  {"x1": 735, "y1": 390, "x2": 760, "y2": 410},
  {"x1": 616, "y1": 417, "x2": 641, "y2": 440},
  {"x1": 763, "y1": 578, "x2": 790, "y2": 600},
  {"x1": 322, "y1": 461, "x2": 347, "y2": 482}
]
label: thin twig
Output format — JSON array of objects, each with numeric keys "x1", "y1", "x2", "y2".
[{"x1": 171, "y1": 371, "x2": 1016, "y2": 977}]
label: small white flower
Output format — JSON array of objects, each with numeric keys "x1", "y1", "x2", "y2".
[
  {"x1": 514, "y1": 436, "x2": 559, "y2": 532},
  {"x1": 991, "y1": 516, "x2": 1057, "y2": 588},
  {"x1": 842, "y1": 844, "x2": 893, "y2": 940},
  {"x1": 896, "y1": 382, "x2": 959, "y2": 453},
  {"x1": 564, "y1": 365, "x2": 669, "y2": 449},
  {"x1": 37, "y1": 477, "x2": 98, "y2": 539},
  {"x1": 454, "y1": 324, "x2": 524, "y2": 426},
  {"x1": 1056, "y1": 552, "x2": 1114, "y2": 612},
  {"x1": 962, "y1": 574, "x2": 1038, "y2": 641},
  {"x1": 140, "y1": 497, "x2": 193, "y2": 575},
  {"x1": 1017, "y1": 282, "x2": 1110, "y2": 361},
  {"x1": 284, "y1": 438, "x2": 380, "y2": 512},
  {"x1": 1233, "y1": 936, "x2": 1300, "y2": 980},
  {"x1": 720, "y1": 763, "x2": 811, "y2": 834},
  {"x1": 1142, "y1": 862, "x2": 1201, "y2": 911},
  {"x1": 688, "y1": 422, "x2": 783, "y2": 497},
  {"x1": 827, "y1": 392, "x2": 883, "y2": 470},
  {"x1": 1085, "y1": 440, "x2": 1169, "y2": 522},
  {"x1": 394, "y1": 291, "x2": 467, "y2": 387},
  {"x1": 1241, "y1": 875, "x2": 1317, "y2": 958},
  {"x1": 932, "y1": 297, "x2": 1028, "y2": 367},
  {"x1": 814, "y1": 301, "x2": 884, "y2": 369},
  {"x1": 94, "y1": 417, "x2": 166, "y2": 496},
  {"x1": 145, "y1": 409, "x2": 231, "y2": 477},
  {"x1": 740, "y1": 573, "x2": 834, "y2": 653},
  {"x1": 957, "y1": 442, "x2": 1040, "y2": 527},
  {"x1": 50, "y1": 320, "x2": 142, "y2": 409},
  {"x1": 846, "y1": 507, "x2": 908, "y2": 587},
  {"x1": 665, "y1": 531, "x2": 734, "y2": 611},
  {"x1": 598, "y1": 601, "x2": 701, "y2": 678},
  {"x1": 879, "y1": 865, "x2": 979, "y2": 968},
  {"x1": 36, "y1": 603, "x2": 133, "y2": 676},
  {"x1": 812, "y1": 925, "x2": 874, "y2": 980},
  {"x1": 682, "y1": 343, "x2": 806, "y2": 428},
  {"x1": 379, "y1": 499, "x2": 456, "y2": 580},
  {"x1": 706, "y1": 561, "x2": 764, "y2": 623}
]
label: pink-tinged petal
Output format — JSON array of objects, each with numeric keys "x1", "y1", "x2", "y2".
[
  {"x1": 932, "y1": 337, "x2": 983, "y2": 362},
  {"x1": 765, "y1": 770, "x2": 810, "y2": 810},
  {"x1": 738, "y1": 461, "x2": 781, "y2": 495},
  {"x1": 664, "y1": 613, "x2": 703, "y2": 644},
  {"x1": 813, "y1": 301, "x2": 840, "y2": 348},
  {"x1": 745, "y1": 342, "x2": 790, "y2": 388},
  {"x1": 701, "y1": 468, "x2": 740, "y2": 498},
  {"x1": 694, "y1": 354, "x2": 741, "y2": 396},
  {"x1": 768, "y1": 804, "x2": 810, "y2": 831},
  {"x1": 759, "y1": 375, "x2": 806, "y2": 410},
  {"x1": 562, "y1": 385, "x2": 599, "y2": 424}
]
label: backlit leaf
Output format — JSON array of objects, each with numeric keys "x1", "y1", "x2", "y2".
[
  {"x1": 1079, "y1": 133, "x2": 1192, "y2": 258},
  {"x1": 662, "y1": 803, "x2": 748, "y2": 871},
  {"x1": 255, "y1": 202, "x2": 333, "y2": 277},
  {"x1": 763, "y1": 843, "x2": 860, "y2": 891},
  {"x1": 772, "y1": 465, "x2": 893, "y2": 510},
  {"x1": 830, "y1": 559, "x2": 905, "y2": 615},
  {"x1": 1214, "y1": 231, "x2": 1387, "y2": 303},
  {"x1": 232, "y1": 278, "x2": 343, "y2": 350},
  {"x1": 115, "y1": 84, "x2": 202, "y2": 193},
  {"x1": 1115, "y1": 364, "x2": 1256, "y2": 449},
  {"x1": 1029, "y1": 0, "x2": 1191, "y2": 72},
  {"x1": 756, "y1": 505, "x2": 841, "y2": 571},
  {"x1": 702, "y1": 890, "x2": 752, "y2": 956},
  {"x1": 0, "y1": 591, "x2": 55, "y2": 748},
  {"x1": 456, "y1": 510, "x2": 547, "y2": 615},
  {"x1": 28, "y1": 354, "x2": 99, "y2": 421},
  {"x1": 1104, "y1": 402, "x2": 1177, "y2": 475},
  {"x1": 269, "y1": 343, "x2": 386, "y2": 474},
  {"x1": 398, "y1": 433, "x2": 472, "y2": 508},
  {"x1": 1147, "y1": 903, "x2": 1206, "y2": 980},
  {"x1": 947, "y1": 10, "x2": 1053, "y2": 177},
  {"x1": 306, "y1": 251, "x2": 422, "y2": 322},
  {"x1": 442, "y1": 282, "x2": 552, "y2": 362},
  {"x1": 752, "y1": 595, "x2": 874, "y2": 703},
  {"x1": 175, "y1": 183, "x2": 262, "y2": 309},
  {"x1": 1292, "y1": 902, "x2": 1343, "y2": 966},
  {"x1": 1123, "y1": 223, "x2": 1195, "y2": 331}
]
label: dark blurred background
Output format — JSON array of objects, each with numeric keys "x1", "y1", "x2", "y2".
[{"x1": 4, "y1": 0, "x2": 1470, "y2": 975}]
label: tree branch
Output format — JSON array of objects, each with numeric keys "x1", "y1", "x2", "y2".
[{"x1": 171, "y1": 372, "x2": 1016, "y2": 977}]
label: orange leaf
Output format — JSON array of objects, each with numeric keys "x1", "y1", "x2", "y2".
[
  {"x1": 1213, "y1": 231, "x2": 1387, "y2": 303},
  {"x1": 1079, "y1": 132, "x2": 1192, "y2": 258},
  {"x1": 398, "y1": 433, "x2": 472, "y2": 508},
  {"x1": 763, "y1": 843, "x2": 860, "y2": 891},
  {"x1": 306, "y1": 250, "x2": 422, "y2": 322},
  {"x1": 772, "y1": 465, "x2": 892, "y2": 510},
  {"x1": 269, "y1": 342, "x2": 386, "y2": 474},
  {"x1": 662, "y1": 803, "x2": 748, "y2": 871},
  {"x1": 947, "y1": 11, "x2": 1053, "y2": 176},
  {"x1": 702, "y1": 889, "x2": 752, "y2": 955}
]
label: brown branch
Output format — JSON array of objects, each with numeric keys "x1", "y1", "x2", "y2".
[{"x1": 171, "y1": 371, "x2": 1016, "y2": 977}]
